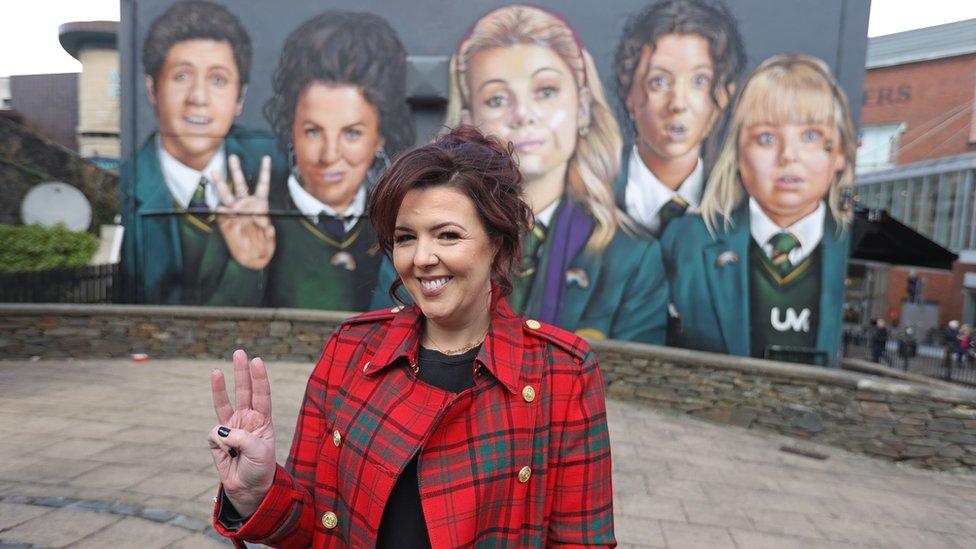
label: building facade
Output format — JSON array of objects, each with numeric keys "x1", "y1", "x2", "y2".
[{"x1": 853, "y1": 18, "x2": 976, "y2": 334}]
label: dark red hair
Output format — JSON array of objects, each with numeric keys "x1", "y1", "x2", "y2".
[{"x1": 368, "y1": 125, "x2": 532, "y2": 304}]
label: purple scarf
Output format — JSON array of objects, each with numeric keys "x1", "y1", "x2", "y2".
[{"x1": 538, "y1": 199, "x2": 593, "y2": 325}]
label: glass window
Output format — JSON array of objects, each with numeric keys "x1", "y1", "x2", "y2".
[{"x1": 857, "y1": 123, "x2": 905, "y2": 173}]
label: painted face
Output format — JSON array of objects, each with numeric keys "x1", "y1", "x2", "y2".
[
  {"x1": 393, "y1": 186, "x2": 497, "y2": 328},
  {"x1": 626, "y1": 34, "x2": 723, "y2": 168},
  {"x1": 148, "y1": 39, "x2": 243, "y2": 171},
  {"x1": 738, "y1": 122, "x2": 846, "y2": 226},
  {"x1": 291, "y1": 83, "x2": 383, "y2": 212},
  {"x1": 466, "y1": 44, "x2": 585, "y2": 184}
]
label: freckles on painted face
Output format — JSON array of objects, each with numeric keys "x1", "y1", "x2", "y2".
[
  {"x1": 627, "y1": 34, "x2": 721, "y2": 166},
  {"x1": 466, "y1": 44, "x2": 580, "y2": 182},
  {"x1": 291, "y1": 83, "x2": 383, "y2": 212},
  {"x1": 151, "y1": 39, "x2": 243, "y2": 170},
  {"x1": 392, "y1": 187, "x2": 497, "y2": 328},
  {"x1": 738, "y1": 123, "x2": 845, "y2": 225}
]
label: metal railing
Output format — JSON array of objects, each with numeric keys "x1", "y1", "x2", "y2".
[
  {"x1": 842, "y1": 331, "x2": 976, "y2": 387},
  {"x1": 0, "y1": 264, "x2": 121, "y2": 304}
]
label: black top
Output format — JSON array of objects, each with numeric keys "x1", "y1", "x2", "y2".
[{"x1": 375, "y1": 345, "x2": 479, "y2": 549}]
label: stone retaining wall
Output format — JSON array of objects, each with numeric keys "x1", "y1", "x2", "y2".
[{"x1": 3, "y1": 304, "x2": 976, "y2": 471}]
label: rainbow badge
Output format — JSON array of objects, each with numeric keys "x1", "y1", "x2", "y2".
[
  {"x1": 565, "y1": 267, "x2": 589, "y2": 289},
  {"x1": 331, "y1": 252, "x2": 357, "y2": 271},
  {"x1": 715, "y1": 251, "x2": 739, "y2": 268}
]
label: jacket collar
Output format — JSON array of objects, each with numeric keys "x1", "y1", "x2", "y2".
[{"x1": 364, "y1": 299, "x2": 524, "y2": 394}]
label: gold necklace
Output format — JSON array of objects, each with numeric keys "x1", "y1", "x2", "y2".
[{"x1": 423, "y1": 332, "x2": 486, "y2": 356}]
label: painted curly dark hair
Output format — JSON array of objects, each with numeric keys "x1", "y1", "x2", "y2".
[
  {"x1": 263, "y1": 11, "x2": 413, "y2": 157},
  {"x1": 614, "y1": 0, "x2": 746, "y2": 133},
  {"x1": 143, "y1": 0, "x2": 251, "y2": 92}
]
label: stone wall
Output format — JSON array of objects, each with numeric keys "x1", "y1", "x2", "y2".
[{"x1": 3, "y1": 303, "x2": 976, "y2": 471}]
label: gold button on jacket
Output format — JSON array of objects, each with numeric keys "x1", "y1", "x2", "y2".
[
  {"x1": 518, "y1": 466, "x2": 532, "y2": 483},
  {"x1": 522, "y1": 385, "x2": 536, "y2": 403},
  {"x1": 322, "y1": 511, "x2": 338, "y2": 529},
  {"x1": 332, "y1": 430, "x2": 341, "y2": 447},
  {"x1": 525, "y1": 319, "x2": 541, "y2": 330}
]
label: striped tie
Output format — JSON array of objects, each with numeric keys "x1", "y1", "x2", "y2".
[
  {"x1": 187, "y1": 176, "x2": 209, "y2": 221},
  {"x1": 657, "y1": 196, "x2": 689, "y2": 236},
  {"x1": 769, "y1": 232, "x2": 800, "y2": 275}
]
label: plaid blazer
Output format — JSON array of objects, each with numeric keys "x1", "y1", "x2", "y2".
[{"x1": 213, "y1": 299, "x2": 615, "y2": 548}]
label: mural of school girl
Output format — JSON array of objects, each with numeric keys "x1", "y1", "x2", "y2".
[
  {"x1": 660, "y1": 54, "x2": 856, "y2": 365},
  {"x1": 119, "y1": 0, "x2": 285, "y2": 305},
  {"x1": 262, "y1": 11, "x2": 413, "y2": 310},
  {"x1": 613, "y1": 0, "x2": 745, "y2": 238},
  {"x1": 445, "y1": 4, "x2": 668, "y2": 343}
]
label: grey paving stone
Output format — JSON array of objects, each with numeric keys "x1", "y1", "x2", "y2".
[
  {"x1": 614, "y1": 515, "x2": 666, "y2": 547},
  {"x1": 0, "y1": 507, "x2": 120, "y2": 547},
  {"x1": 70, "y1": 516, "x2": 189, "y2": 549},
  {"x1": 659, "y1": 520, "x2": 736, "y2": 549},
  {"x1": 0, "y1": 502, "x2": 50, "y2": 531}
]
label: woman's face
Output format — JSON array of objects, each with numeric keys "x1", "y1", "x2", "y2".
[
  {"x1": 465, "y1": 44, "x2": 584, "y2": 184},
  {"x1": 393, "y1": 186, "x2": 497, "y2": 329},
  {"x1": 291, "y1": 82, "x2": 383, "y2": 212},
  {"x1": 738, "y1": 122, "x2": 845, "y2": 225},
  {"x1": 626, "y1": 33, "x2": 724, "y2": 167}
]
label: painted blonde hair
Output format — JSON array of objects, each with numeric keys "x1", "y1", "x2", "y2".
[
  {"x1": 700, "y1": 53, "x2": 856, "y2": 236},
  {"x1": 445, "y1": 4, "x2": 623, "y2": 251}
]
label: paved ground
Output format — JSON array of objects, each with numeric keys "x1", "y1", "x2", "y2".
[{"x1": 1, "y1": 358, "x2": 976, "y2": 548}]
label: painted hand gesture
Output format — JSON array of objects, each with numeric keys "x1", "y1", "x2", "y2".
[
  {"x1": 208, "y1": 349, "x2": 277, "y2": 519},
  {"x1": 211, "y1": 154, "x2": 276, "y2": 270}
]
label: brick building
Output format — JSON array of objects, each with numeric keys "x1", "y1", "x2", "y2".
[{"x1": 851, "y1": 18, "x2": 976, "y2": 335}]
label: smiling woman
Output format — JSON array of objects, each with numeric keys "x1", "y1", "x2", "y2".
[
  {"x1": 261, "y1": 11, "x2": 412, "y2": 310},
  {"x1": 208, "y1": 126, "x2": 616, "y2": 548}
]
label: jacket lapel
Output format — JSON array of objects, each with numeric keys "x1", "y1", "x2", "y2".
[
  {"x1": 816, "y1": 217, "x2": 851, "y2": 365},
  {"x1": 133, "y1": 138, "x2": 184, "y2": 301},
  {"x1": 702, "y1": 208, "x2": 750, "y2": 356}
]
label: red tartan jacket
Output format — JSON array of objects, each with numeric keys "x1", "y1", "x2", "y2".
[{"x1": 213, "y1": 299, "x2": 615, "y2": 548}]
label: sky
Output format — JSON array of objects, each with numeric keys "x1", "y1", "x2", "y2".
[{"x1": 1, "y1": 0, "x2": 975, "y2": 77}]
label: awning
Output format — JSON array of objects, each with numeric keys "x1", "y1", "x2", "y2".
[{"x1": 850, "y1": 207, "x2": 958, "y2": 270}]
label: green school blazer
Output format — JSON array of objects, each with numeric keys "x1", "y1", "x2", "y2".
[
  {"x1": 370, "y1": 203, "x2": 669, "y2": 345},
  {"x1": 658, "y1": 206, "x2": 850, "y2": 366},
  {"x1": 119, "y1": 126, "x2": 285, "y2": 305}
]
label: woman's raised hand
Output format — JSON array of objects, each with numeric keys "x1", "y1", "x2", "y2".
[{"x1": 209, "y1": 349, "x2": 277, "y2": 518}]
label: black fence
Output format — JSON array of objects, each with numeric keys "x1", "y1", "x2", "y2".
[
  {"x1": 842, "y1": 330, "x2": 976, "y2": 387},
  {"x1": 0, "y1": 264, "x2": 121, "y2": 304}
]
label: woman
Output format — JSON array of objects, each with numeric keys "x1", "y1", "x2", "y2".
[
  {"x1": 263, "y1": 11, "x2": 412, "y2": 310},
  {"x1": 373, "y1": 5, "x2": 667, "y2": 344},
  {"x1": 612, "y1": 0, "x2": 746, "y2": 238},
  {"x1": 660, "y1": 54, "x2": 856, "y2": 366},
  {"x1": 208, "y1": 127, "x2": 616, "y2": 547}
]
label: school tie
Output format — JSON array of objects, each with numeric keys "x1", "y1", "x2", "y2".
[
  {"x1": 316, "y1": 214, "x2": 346, "y2": 241},
  {"x1": 510, "y1": 222, "x2": 546, "y2": 314},
  {"x1": 657, "y1": 196, "x2": 689, "y2": 235},
  {"x1": 187, "y1": 176, "x2": 209, "y2": 221},
  {"x1": 768, "y1": 232, "x2": 801, "y2": 275}
]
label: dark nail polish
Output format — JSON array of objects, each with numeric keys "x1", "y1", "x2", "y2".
[
  {"x1": 218, "y1": 426, "x2": 230, "y2": 437},
  {"x1": 228, "y1": 448, "x2": 238, "y2": 458}
]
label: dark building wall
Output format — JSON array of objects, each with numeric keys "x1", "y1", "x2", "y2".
[
  {"x1": 862, "y1": 53, "x2": 976, "y2": 165},
  {"x1": 10, "y1": 73, "x2": 79, "y2": 152}
]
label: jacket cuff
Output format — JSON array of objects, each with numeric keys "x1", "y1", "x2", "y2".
[{"x1": 211, "y1": 464, "x2": 304, "y2": 543}]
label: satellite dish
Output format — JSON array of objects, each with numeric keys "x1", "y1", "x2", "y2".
[{"x1": 21, "y1": 182, "x2": 92, "y2": 232}]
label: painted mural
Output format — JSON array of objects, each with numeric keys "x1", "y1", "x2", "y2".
[{"x1": 119, "y1": 0, "x2": 857, "y2": 366}]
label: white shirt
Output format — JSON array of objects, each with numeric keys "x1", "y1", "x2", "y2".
[
  {"x1": 287, "y1": 172, "x2": 365, "y2": 233},
  {"x1": 157, "y1": 138, "x2": 225, "y2": 211},
  {"x1": 624, "y1": 146, "x2": 704, "y2": 234},
  {"x1": 749, "y1": 197, "x2": 825, "y2": 265},
  {"x1": 534, "y1": 199, "x2": 560, "y2": 229}
]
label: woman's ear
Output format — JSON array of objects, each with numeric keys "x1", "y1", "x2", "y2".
[
  {"x1": 460, "y1": 108, "x2": 473, "y2": 126},
  {"x1": 577, "y1": 86, "x2": 593, "y2": 133}
]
